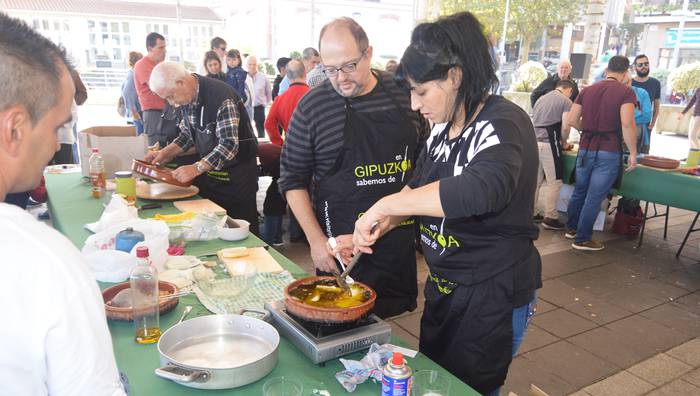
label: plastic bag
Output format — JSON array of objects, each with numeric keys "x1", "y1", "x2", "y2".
[
  {"x1": 82, "y1": 219, "x2": 170, "y2": 271},
  {"x1": 170, "y1": 213, "x2": 226, "y2": 241},
  {"x1": 84, "y1": 250, "x2": 137, "y2": 282},
  {"x1": 335, "y1": 343, "x2": 394, "y2": 392},
  {"x1": 85, "y1": 194, "x2": 138, "y2": 233}
]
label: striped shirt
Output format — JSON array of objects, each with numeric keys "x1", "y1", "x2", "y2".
[{"x1": 279, "y1": 70, "x2": 429, "y2": 194}]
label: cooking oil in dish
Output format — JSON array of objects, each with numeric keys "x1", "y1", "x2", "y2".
[
  {"x1": 289, "y1": 279, "x2": 371, "y2": 308},
  {"x1": 135, "y1": 326, "x2": 162, "y2": 344}
]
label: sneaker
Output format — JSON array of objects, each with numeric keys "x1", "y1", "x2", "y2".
[
  {"x1": 533, "y1": 214, "x2": 544, "y2": 223},
  {"x1": 572, "y1": 240, "x2": 604, "y2": 251},
  {"x1": 542, "y1": 218, "x2": 565, "y2": 230},
  {"x1": 564, "y1": 229, "x2": 577, "y2": 239},
  {"x1": 271, "y1": 240, "x2": 285, "y2": 248}
]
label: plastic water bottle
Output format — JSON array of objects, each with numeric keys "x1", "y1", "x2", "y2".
[
  {"x1": 130, "y1": 246, "x2": 161, "y2": 344},
  {"x1": 89, "y1": 148, "x2": 106, "y2": 198}
]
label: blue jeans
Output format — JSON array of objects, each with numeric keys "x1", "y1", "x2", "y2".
[
  {"x1": 262, "y1": 215, "x2": 283, "y2": 245},
  {"x1": 486, "y1": 294, "x2": 537, "y2": 396},
  {"x1": 566, "y1": 149, "x2": 620, "y2": 243}
]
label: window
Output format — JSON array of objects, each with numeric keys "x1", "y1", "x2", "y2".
[
  {"x1": 63, "y1": 21, "x2": 69, "y2": 31},
  {"x1": 112, "y1": 34, "x2": 120, "y2": 45},
  {"x1": 53, "y1": 21, "x2": 60, "y2": 30},
  {"x1": 102, "y1": 34, "x2": 109, "y2": 45},
  {"x1": 89, "y1": 33, "x2": 96, "y2": 45},
  {"x1": 100, "y1": 22, "x2": 107, "y2": 32},
  {"x1": 113, "y1": 48, "x2": 122, "y2": 60},
  {"x1": 33, "y1": 20, "x2": 39, "y2": 29},
  {"x1": 163, "y1": 24, "x2": 168, "y2": 35},
  {"x1": 146, "y1": 23, "x2": 151, "y2": 32},
  {"x1": 42, "y1": 20, "x2": 49, "y2": 30},
  {"x1": 88, "y1": 20, "x2": 95, "y2": 31},
  {"x1": 124, "y1": 35, "x2": 131, "y2": 46},
  {"x1": 122, "y1": 22, "x2": 129, "y2": 33},
  {"x1": 111, "y1": 22, "x2": 119, "y2": 32},
  {"x1": 209, "y1": 26, "x2": 213, "y2": 36}
]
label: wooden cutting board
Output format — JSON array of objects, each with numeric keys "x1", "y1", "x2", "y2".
[
  {"x1": 217, "y1": 247, "x2": 285, "y2": 273},
  {"x1": 174, "y1": 199, "x2": 226, "y2": 215}
]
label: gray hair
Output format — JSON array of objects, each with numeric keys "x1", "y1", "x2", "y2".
[
  {"x1": 302, "y1": 47, "x2": 319, "y2": 60},
  {"x1": 286, "y1": 59, "x2": 306, "y2": 80},
  {"x1": 0, "y1": 13, "x2": 71, "y2": 124},
  {"x1": 149, "y1": 61, "x2": 188, "y2": 93},
  {"x1": 246, "y1": 55, "x2": 258, "y2": 66}
]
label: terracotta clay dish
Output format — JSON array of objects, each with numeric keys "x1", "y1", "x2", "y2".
[
  {"x1": 132, "y1": 159, "x2": 192, "y2": 187},
  {"x1": 640, "y1": 155, "x2": 680, "y2": 170},
  {"x1": 103, "y1": 281, "x2": 179, "y2": 321},
  {"x1": 136, "y1": 182, "x2": 199, "y2": 201},
  {"x1": 284, "y1": 276, "x2": 376, "y2": 324}
]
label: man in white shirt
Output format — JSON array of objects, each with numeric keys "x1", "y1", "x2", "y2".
[
  {"x1": 0, "y1": 14, "x2": 126, "y2": 396},
  {"x1": 246, "y1": 55, "x2": 272, "y2": 138}
]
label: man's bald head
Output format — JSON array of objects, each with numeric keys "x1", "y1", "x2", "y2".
[
  {"x1": 558, "y1": 60, "x2": 572, "y2": 80},
  {"x1": 319, "y1": 17, "x2": 369, "y2": 54},
  {"x1": 286, "y1": 59, "x2": 306, "y2": 82}
]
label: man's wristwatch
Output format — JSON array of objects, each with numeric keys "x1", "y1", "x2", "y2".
[{"x1": 195, "y1": 161, "x2": 207, "y2": 175}]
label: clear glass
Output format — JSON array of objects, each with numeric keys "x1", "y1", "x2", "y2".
[
  {"x1": 412, "y1": 370, "x2": 451, "y2": 396},
  {"x1": 262, "y1": 377, "x2": 302, "y2": 396},
  {"x1": 130, "y1": 259, "x2": 160, "y2": 344}
]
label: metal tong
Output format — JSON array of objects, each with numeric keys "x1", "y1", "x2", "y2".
[{"x1": 329, "y1": 222, "x2": 378, "y2": 293}]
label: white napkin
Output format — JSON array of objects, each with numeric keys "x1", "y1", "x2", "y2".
[{"x1": 85, "y1": 194, "x2": 138, "y2": 233}]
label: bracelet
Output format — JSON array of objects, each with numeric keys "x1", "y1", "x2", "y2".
[{"x1": 195, "y1": 161, "x2": 207, "y2": 174}]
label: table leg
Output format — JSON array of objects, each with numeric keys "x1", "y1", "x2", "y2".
[
  {"x1": 676, "y1": 213, "x2": 700, "y2": 259},
  {"x1": 663, "y1": 205, "x2": 670, "y2": 240},
  {"x1": 637, "y1": 201, "x2": 650, "y2": 249}
]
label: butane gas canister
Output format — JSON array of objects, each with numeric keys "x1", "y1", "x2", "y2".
[{"x1": 381, "y1": 352, "x2": 412, "y2": 396}]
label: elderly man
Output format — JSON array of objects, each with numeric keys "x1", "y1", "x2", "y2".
[
  {"x1": 531, "y1": 59, "x2": 579, "y2": 107},
  {"x1": 246, "y1": 55, "x2": 272, "y2": 138},
  {"x1": 279, "y1": 47, "x2": 321, "y2": 95},
  {"x1": 565, "y1": 56, "x2": 638, "y2": 251},
  {"x1": 279, "y1": 18, "x2": 429, "y2": 318},
  {"x1": 145, "y1": 62, "x2": 259, "y2": 234},
  {"x1": 134, "y1": 32, "x2": 167, "y2": 146},
  {"x1": 0, "y1": 13, "x2": 126, "y2": 395}
]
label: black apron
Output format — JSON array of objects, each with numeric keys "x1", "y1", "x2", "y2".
[
  {"x1": 313, "y1": 77, "x2": 418, "y2": 318},
  {"x1": 412, "y1": 124, "x2": 529, "y2": 394},
  {"x1": 184, "y1": 100, "x2": 260, "y2": 235},
  {"x1": 543, "y1": 122, "x2": 564, "y2": 180}
]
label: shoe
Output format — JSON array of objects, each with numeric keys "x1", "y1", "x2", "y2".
[
  {"x1": 564, "y1": 229, "x2": 577, "y2": 239},
  {"x1": 533, "y1": 214, "x2": 544, "y2": 223},
  {"x1": 271, "y1": 240, "x2": 285, "y2": 248},
  {"x1": 542, "y1": 218, "x2": 565, "y2": 230},
  {"x1": 571, "y1": 240, "x2": 604, "y2": 251}
]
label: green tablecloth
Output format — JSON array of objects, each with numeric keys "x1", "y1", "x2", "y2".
[
  {"x1": 563, "y1": 152, "x2": 700, "y2": 213},
  {"x1": 45, "y1": 173, "x2": 478, "y2": 396}
]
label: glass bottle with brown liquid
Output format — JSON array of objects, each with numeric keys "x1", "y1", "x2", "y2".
[{"x1": 130, "y1": 246, "x2": 161, "y2": 344}]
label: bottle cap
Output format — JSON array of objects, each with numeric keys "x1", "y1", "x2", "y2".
[
  {"x1": 391, "y1": 352, "x2": 403, "y2": 366},
  {"x1": 136, "y1": 246, "x2": 149, "y2": 258}
]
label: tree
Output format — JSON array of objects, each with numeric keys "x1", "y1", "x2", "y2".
[{"x1": 435, "y1": 0, "x2": 582, "y2": 63}]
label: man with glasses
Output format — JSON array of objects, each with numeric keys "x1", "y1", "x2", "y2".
[
  {"x1": 632, "y1": 54, "x2": 661, "y2": 153},
  {"x1": 279, "y1": 17, "x2": 429, "y2": 318},
  {"x1": 210, "y1": 37, "x2": 228, "y2": 73}
]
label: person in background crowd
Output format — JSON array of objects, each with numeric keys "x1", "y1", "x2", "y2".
[
  {"x1": 203, "y1": 50, "x2": 226, "y2": 81},
  {"x1": 279, "y1": 47, "x2": 320, "y2": 95},
  {"x1": 305, "y1": 50, "x2": 328, "y2": 88},
  {"x1": 134, "y1": 32, "x2": 167, "y2": 146},
  {"x1": 225, "y1": 49, "x2": 248, "y2": 104},
  {"x1": 244, "y1": 68, "x2": 255, "y2": 121},
  {"x1": 530, "y1": 60, "x2": 579, "y2": 107},
  {"x1": 632, "y1": 54, "x2": 661, "y2": 153},
  {"x1": 121, "y1": 51, "x2": 144, "y2": 134},
  {"x1": 385, "y1": 59, "x2": 398, "y2": 74},
  {"x1": 246, "y1": 55, "x2": 272, "y2": 138},
  {"x1": 351, "y1": 12, "x2": 541, "y2": 395},
  {"x1": 208, "y1": 36, "x2": 227, "y2": 74},
  {"x1": 52, "y1": 69, "x2": 87, "y2": 165},
  {"x1": 0, "y1": 13, "x2": 127, "y2": 395},
  {"x1": 488, "y1": 32, "x2": 500, "y2": 71},
  {"x1": 532, "y1": 80, "x2": 574, "y2": 230},
  {"x1": 146, "y1": 62, "x2": 260, "y2": 234},
  {"x1": 272, "y1": 57, "x2": 292, "y2": 99},
  {"x1": 627, "y1": 74, "x2": 652, "y2": 154},
  {"x1": 280, "y1": 17, "x2": 429, "y2": 318},
  {"x1": 262, "y1": 60, "x2": 309, "y2": 246},
  {"x1": 565, "y1": 55, "x2": 638, "y2": 251},
  {"x1": 680, "y1": 86, "x2": 700, "y2": 149}
]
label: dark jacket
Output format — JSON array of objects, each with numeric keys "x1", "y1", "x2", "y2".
[
  {"x1": 530, "y1": 74, "x2": 579, "y2": 107},
  {"x1": 272, "y1": 74, "x2": 284, "y2": 99},
  {"x1": 225, "y1": 66, "x2": 248, "y2": 104}
]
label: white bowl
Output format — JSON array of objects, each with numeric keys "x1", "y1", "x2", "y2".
[{"x1": 217, "y1": 217, "x2": 250, "y2": 241}]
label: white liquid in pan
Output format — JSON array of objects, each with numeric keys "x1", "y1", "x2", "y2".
[{"x1": 167, "y1": 333, "x2": 274, "y2": 369}]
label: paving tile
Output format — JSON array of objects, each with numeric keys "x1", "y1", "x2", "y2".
[
  {"x1": 667, "y1": 338, "x2": 700, "y2": 367},
  {"x1": 563, "y1": 296, "x2": 633, "y2": 325},
  {"x1": 522, "y1": 341, "x2": 620, "y2": 389},
  {"x1": 387, "y1": 320, "x2": 419, "y2": 350},
  {"x1": 603, "y1": 280, "x2": 688, "y2": 313},
  {"x1": 392, "y1": 312, "x2": 422, "y2": 338},
  {"x1": 658, "y1": 270, "x2": 700, "y2": 293},
  {"x1": 558, "y1": 264, "x2": 643, "y2": 296},
  {"x1": 644, "y1": 378, "x2": 700, "y2": 396},
  {"x1": 535, "y1": 299, "x2": 557, "y2": 314},
  {"x1": 540, "y1": 250, "x2": 610, "y2": 279},
  {"x1": 532, "y1": 309, "x2": 597, "y2": 339},
  {"x1": 581, "y1": 370, "x2": 654, "y2": 396},
  {"x1": 537, "y1": 239, "x2": 578, "y2": 256},
  {"x1": 566, "y1": 391, "x2": 592, "y2": 396},
  {"x1": 672, "y1": 292, "x2": 700, "y2": 316},
  {"x1": 640, "y1": 304, "x2": 700, "y2": 337},
  {"x1": 626, "y1": 353, "x2": 693, "y2": 386},
  {"x1": 682, "y1": 368, "x2": 700, "y2": 387},
  {"x1": 569, "y1": 327, "x2": 658, "y2": 368},
  {"x1": 605, "y1": 315, "x2": 693, "y2": 353},
  {"x1": 539, "y1": 278, "x2": 596, "y2": 307},
  {"x1": 502, "y1": 355, "x2": 577, "y2": 396},
  {"x1": 516, "y1": 324, "x2": 560, "y2": 355}
]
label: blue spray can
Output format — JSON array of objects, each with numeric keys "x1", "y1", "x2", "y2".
[{"x1": 381, "y1": 352, "x2": 412, "y2": 396}]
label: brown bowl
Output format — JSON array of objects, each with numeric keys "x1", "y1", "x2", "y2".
[
  {"x1": 284, "y1": 276, "x2": 376, "y2": 324},
  {"x1": 132, "y1": 159, "x2": 193, "y2": 187},
  {"x1": 103, "y1": 281, "x2": 179, "y2": 321},
  {"x1": 640, "y1": 155, "x2": 680, "y2": 170}
]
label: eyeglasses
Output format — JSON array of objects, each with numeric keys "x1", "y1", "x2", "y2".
[
  {"x1": 636, "y1": 62, "x2": 649, "y2": 67},
  {"x1": 218, "y1": 46, "x2": 226, "y2": 52},
  {"x1": 322, "y1": 51, "x2": 366, "y2": 77}
]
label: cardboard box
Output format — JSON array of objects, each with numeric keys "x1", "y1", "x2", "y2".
[{"x1": 79, "y1": 126, "x2": 148, "y2": 178}]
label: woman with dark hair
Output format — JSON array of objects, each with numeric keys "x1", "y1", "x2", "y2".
[
  {"x1": 349, "y1": 12, "x2": 542, "y2": 395},
  {"x1": 203, "y1": 50, "x2": 226, "y2": 81}
]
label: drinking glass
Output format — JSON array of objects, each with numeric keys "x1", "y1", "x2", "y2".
[
  {"x1": 263, "y1": 376, "x2": 303, "y2": 396},
  {"x1": 412, "y1": 370, "x2": 451, "y2": 396}
]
